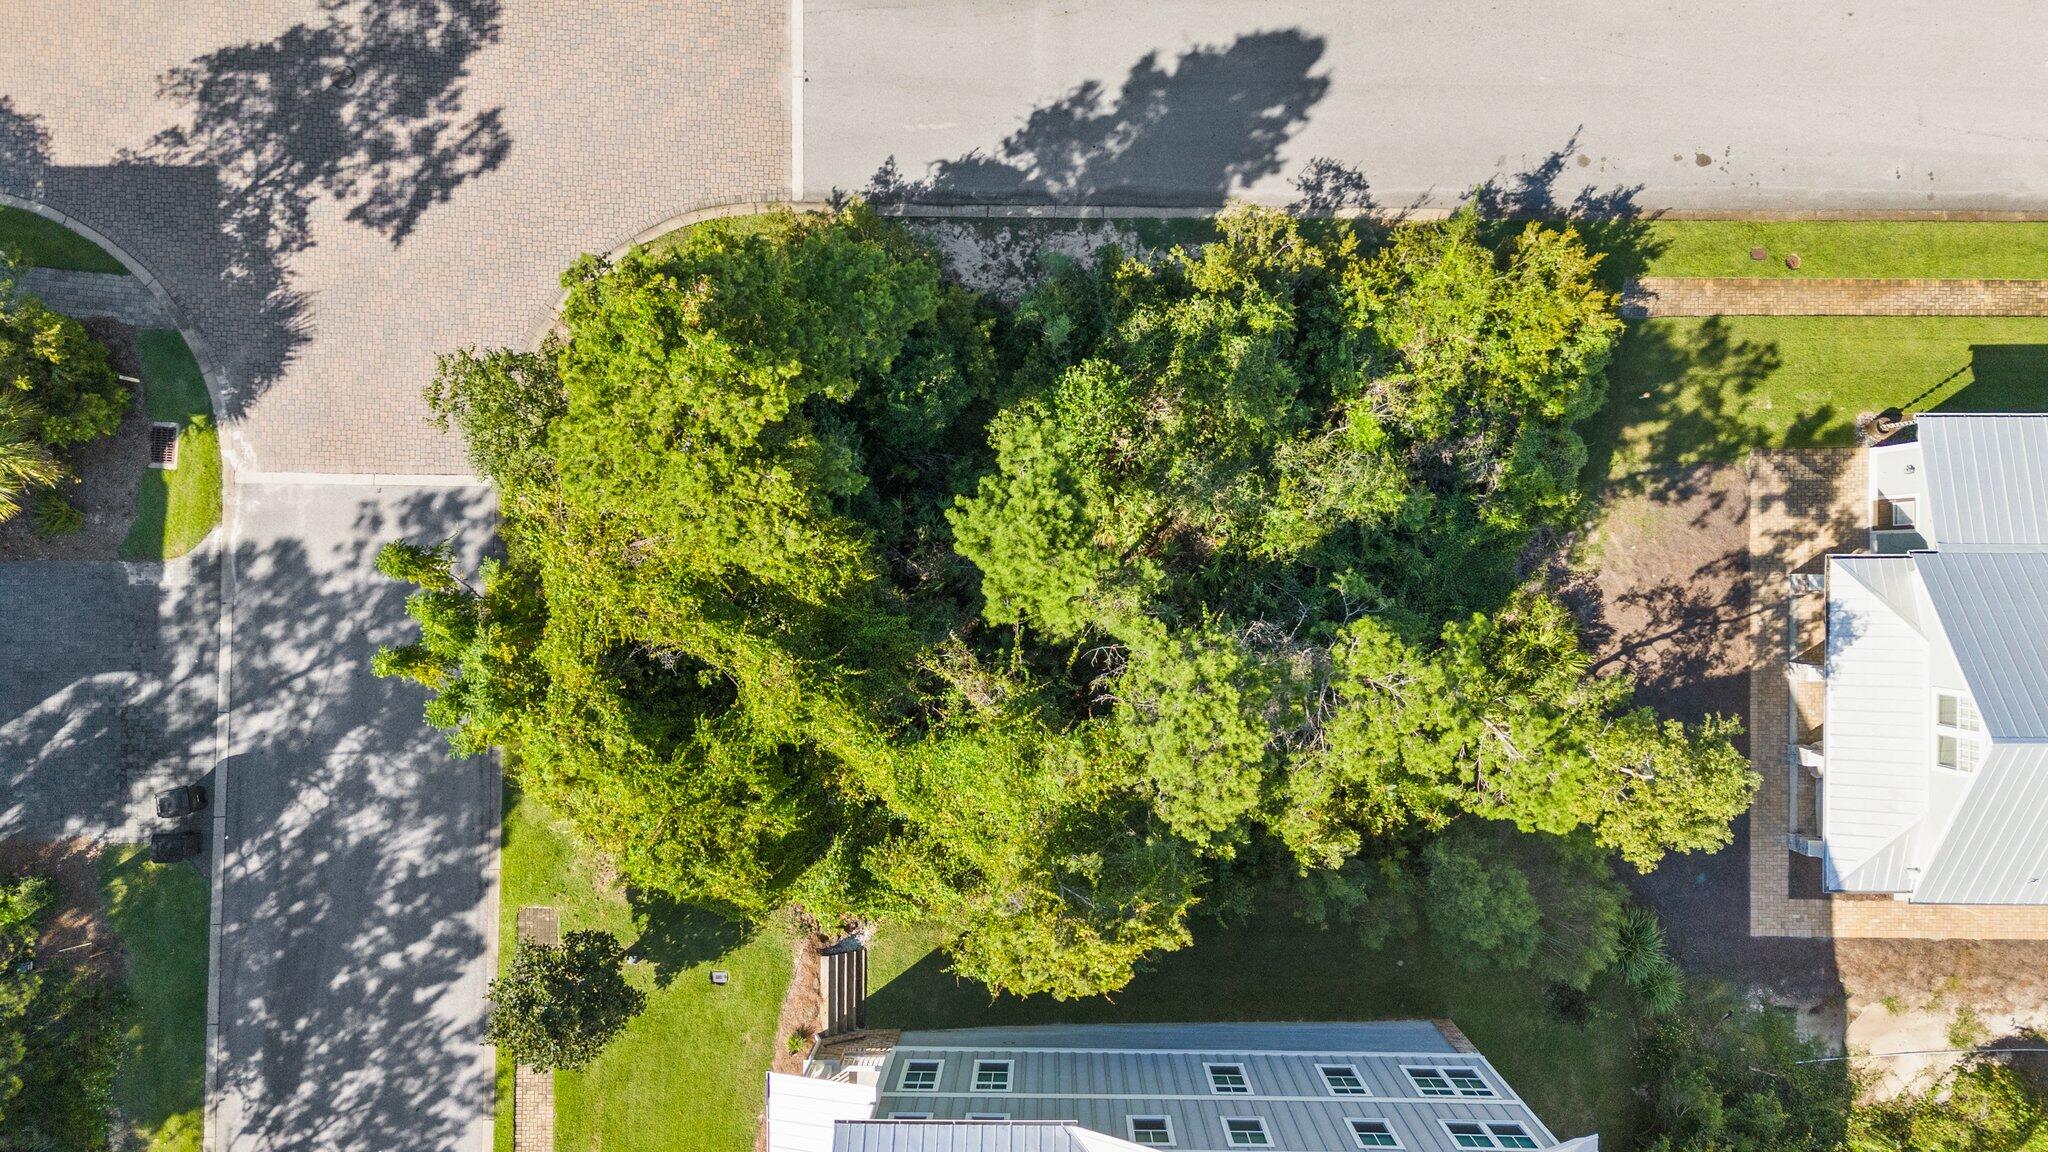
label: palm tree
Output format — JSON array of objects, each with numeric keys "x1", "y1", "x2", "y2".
[{"x1": 0, "y1": 394, "x2": 60, "y2": 523}]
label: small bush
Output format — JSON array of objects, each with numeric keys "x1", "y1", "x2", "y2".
[
  {"x1": 786, "y1": 1026, "x2": 812, "y2": 1056},
  {"x1": 0, "y1": 285, "x2": 127, "y2": 448},
  {"x1": 1614, "y1": 906, "x2": 1668, "y2": 984},
  {"x1": 31, "y1": 490, "x2": 82, "y2": 537},
  {"x1": 1544, "y1": 981, "x2": 1592, "y2": 1025},
  {"x1": 1880, "y1": 994, "x2": 1908, "y2": 1016},
  {"x1": 1948, "y1": 1006, "x2": 1990, "y2": 1051},
  {"x1": 485, "y1": 929, "x2": 646, "y2": 1071}
]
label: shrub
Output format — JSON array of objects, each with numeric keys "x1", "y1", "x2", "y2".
[
  {"x1": 31, "y1": 490, "x2": 82, "y2": 537},
  {"x1": 485, "y1": 930, "x2": 646, "y2": 1071},
  {"x1": 0, "y1": 393, "x2": 60, "y2": 523},
  {"x1": 0, "y1": 284, "x2": 127, "y2": 448}
]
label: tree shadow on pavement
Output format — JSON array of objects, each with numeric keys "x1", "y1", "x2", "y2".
[
  {"x1": 0, "y1": 0, "x2": 509, "y2": 425},
  {"x1": 867, "y1": 30, "x2": 1330, "y2": 208},
  {"x1": 212, "y1": 484, "x2": 498, "y2": 1152}
]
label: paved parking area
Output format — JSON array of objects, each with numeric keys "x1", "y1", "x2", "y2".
[
  {"x1": 0, "y1": 0, "x2": 788, "y2": 475},
  {"x1": 0, "y1": 555, "x2": 218, "y2": 844},
  {"x1": 213, "y1": 481, "x2": 499, "y2": 1152}
]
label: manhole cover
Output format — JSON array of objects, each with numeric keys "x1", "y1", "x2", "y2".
[
  {"x1": 1749, "y1": 246, "x2": 1768, "y2": 261},
  {"x1": 149, "y1": 422, "x2": 180, "y2": 469}
]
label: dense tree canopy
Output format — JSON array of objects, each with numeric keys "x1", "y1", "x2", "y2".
[{"x1": 380, "y1": 204, "x2": 1755, "y2": 997}]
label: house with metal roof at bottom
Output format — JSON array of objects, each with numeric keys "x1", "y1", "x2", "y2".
[
  {"x1": 765, "y1": 1021, "x2": 1597, "y2": 1152},
  {"x1": 1790, "y1": 412, "x2": 2048, "y2": 904}
]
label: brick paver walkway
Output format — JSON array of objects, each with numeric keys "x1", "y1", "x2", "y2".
[
  {"x1": 14, "y1": 267, "x2": 172, "y2": 328},
  {"x1": 1627, "y1": 277, "x2": 2048, "y2": 318},
  {"x1": 0, "y1": 1, "x2": 788, "y2": 475},
  {"x1": 513, "y1": 906, "x2": 560, "y2": 1152},
  {"x1": 1746, "y1": 449, "x2": 2048, "y2": 939}
]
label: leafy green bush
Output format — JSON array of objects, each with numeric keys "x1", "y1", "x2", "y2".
[
  {"x1": 0, "y1": 281, "x2": 127, "y2": 448},
  {"x1": 485, "y1": 930, "x2": 646, "y2": 1071},
  {"x1": 31, "y1": 489, "x2": 82, "y2": 537},
  {"x1": 0, "y1": 393, "x2": 61, "y2": 524},
  {"x1": 1636, "y1": 983, "x2": 1852, "y2": 1152},
  {"x1": 1852, "y1": 1058, "x2": 2048, "y2": 1152}
]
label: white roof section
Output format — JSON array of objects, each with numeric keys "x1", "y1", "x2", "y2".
[
  {"x1": 1915, "y1": 551, "x2": 2048, "y2": 740},
  {"x1": 1917, "y1": 414, "x2": 2048, "y2": 549},
  {"x1": 1915, "y1": 744, "x2": 2048, "y2": 904},
  {"x1": 833, "y1": 1121, "x2": 1140, "y2": 1152},
  {"x1": 1822, "y1": 555, "x2": 1933, "y2": 892},
  {"x1": 770, "y1": 1072, "x2": 880, "y2": 1152}
]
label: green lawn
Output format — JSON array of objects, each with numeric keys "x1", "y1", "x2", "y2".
[
  {"x1": 1588, "y1": 315, "x2": 2048, "y2": 494},
  {"x1": 122, "y1": 330, "x2": 222, "y2": 560},
  {"x1": 496, "y1": 787, "x2": 792, "y2": 1152},
  {"x1": 0, "y1": 205, "x2": 130, "y2": 274},
  {"x1": 99, "y1": 845, "x2": 210, "y2": 1152},
  {"x1": 1637, "y1": 220, "x2": 2048, "y2": 280},
  {"x1": 864, "y1": 909, "x2": 1638, "y2": 1147}
]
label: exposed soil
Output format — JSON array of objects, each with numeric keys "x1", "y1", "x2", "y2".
[
  {"x1": 904, "y1": 219, "x2": 1168, "y2": 301},
  {"x1": 0, "y1": 316, "x2": 146, "y2": 561},
  {"x1": 0, "y1": 838, "x2": 121, "y2": 981}
]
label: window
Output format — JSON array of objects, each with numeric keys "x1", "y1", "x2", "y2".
[
  {"x1": 1936, "y1": 691, "x2": 1984, "y2": 773},
  {"x1": 1348, "y1": 1118, "x2": 1402, "y2": 1148},
  {"x1": 896, "y1": 1059, "x2": 942, "y2": 1092},
  {"x1": 889, "y1": 1112, "x2": 931, "y2": 1120},
  {"x1": 1404, "y1": 1067, "x2": 1452, "y2": 1097},
  {"x1": 1223, "y1": 1118, "x2": 1272, "y2": 1148},
  {"x1": 972, "y1": 1060, "x2": 1012, "y2": 1092},
  {"x1": 965, "y1": 1112, "x2": 1008, "y2": 1121},
  {"x1": 1206, "y1": 1063, "x2": 1251, "y2": 1094},
  {"x1": 1443, "y1": 1122, "x2": 1538, "y2": 1150},
  {"x1": 1127, "y1": 1116, "x2": 1175, "y2": 1147},
  {"x1": 1319, "y1": 1064, "x2": 1369, "y2": 1095},
  {"x1": 1446, "y1": 1067, "x2": 1493, "y2": 1097}
]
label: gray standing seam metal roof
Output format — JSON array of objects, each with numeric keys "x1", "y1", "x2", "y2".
[
  {"x1": 1916, "y1": 550, "x2": 2048, "y2": 740},
  {"x1": 868, "y1": 1024, "x2": 1557, "y2": 1152},
  {"x1": 1916, "y1": 743, "x2": 2048, "y2": 904},
  {"x1": 1917, "y1": 414, "x2": 2048, "y2": 549},
  {"x1": 834, "y1": 1121, "x2": 1095, "y2": 1152}
]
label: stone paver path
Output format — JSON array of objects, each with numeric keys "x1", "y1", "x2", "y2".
[
  {"x1": 14, "y1": 267, "x2": 173, "y2": 328},
  {"x1": 1, "y1": 1, "x2": 788, "y2": 475},
  {"x1": 513, "y1": 906, "x2": 560, "y2": 1152},
  {"x1": 1627, "y1": 277, "x2": 2048, "y2": 318},
  {"x1": 1745, "y1": 449, "x2": 2048, "y2": 940}
]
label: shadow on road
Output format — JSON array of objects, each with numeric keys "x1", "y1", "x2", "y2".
[
  {"x1": 0, "y1": 0, "x2": 509, "y2": 423},
  {"x1": 867, "y1": 30, "x2": 1329, "y2": 208},
  {"x1": 213, "y1": 483, "x2": 497, "y2": 1152}
]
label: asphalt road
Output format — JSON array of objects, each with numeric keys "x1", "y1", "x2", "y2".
[
  {"x1": 213, "y1": 482, "x2": 498, "y2": 1152},
  {"x1": 803, "y1": 0, "x2": 2048, "y2": 213}
]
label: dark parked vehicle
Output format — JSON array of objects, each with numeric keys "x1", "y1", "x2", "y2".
[
  {"x1": 156, "y1": 784, "x2": 209, "y2": 819},
  {"x1": 150, "y1": 827, "x2": 203, "y2": 864}
]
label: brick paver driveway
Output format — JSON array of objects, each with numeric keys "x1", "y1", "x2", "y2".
[{"x1": 0, "y1": 0, "x2": 788, "y2": 475}]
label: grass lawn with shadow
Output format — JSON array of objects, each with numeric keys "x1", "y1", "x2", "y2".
[
  {"x1": 0, "y1": 205, "x2": 131, "y2": 274},
  {"x1": 122, "y1": 330, "x2": 222, "y2": 561},
  {"x1": 495, "y1": 786, "x2": 791, "y2": 1152},
  {"x1": 864, "y1": 904, "x2": 1639, "y2": 1148},
  {"x1": 99, "y1": 845, "x2": 210, "y2": 1152},
  {"x1": 1588, "y1": 315, "x2": 2048, "y2": 497}
]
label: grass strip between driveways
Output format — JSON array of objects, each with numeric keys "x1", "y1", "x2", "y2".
[
  {"x1": 496, "y1": 786, "x2": 792, "y2": 1152},
  {"x1": 0, "y1": 204, "x2": 131, "y2": 274},
  {"x1": 122, "y1": 330, "x2": 222, "y2": 561},
  {"x1": 100, "y1": 844, "x2": 210, "y2": 1152},
  {"x1": 1636, "y1": 220, "x2": 2048, "y2": 280},
  {"x1": 864, "y1": 909, "x2": 1638, "y2": 1147}
]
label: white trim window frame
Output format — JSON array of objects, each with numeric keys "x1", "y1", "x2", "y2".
[
  {"x1": 1402, "y1": 1065, "x2": 1455, "y2": 1097},
  {"x1": 1441, "y1": 1121, "x2": 1537, "y2": 1150},
  {"x1": 1221, "y1": 1117, "x2": 1273, "y2": 1148},
  {"x1": 1205, "y1": 1062, "x2": 1253, "y2": 1095},
  {"x1": 1127, "y1": 1114, "x2": 1176, "y2": 1147},
  {"x1": 1444, "y1": 1066, "x2": 1494, "y2": 1097},
  {"x1": 1318, "y1": 1063, "x2": 1370, "y2": 1096},
  {"x1": 889, "y1": 1111, "x2": 932, "y2": 1120},
  {"x1": 971, "y1": 1059, "x2": 1013, "y2": 1093},
  {"x1": 896, "y1": 1058, "x2": 944, "y2": 1093},
  {"x1": 965, "y1": 1112, "x2": 1009, "y2": 1121},
  {"x1": 1934, "y1": 689, "x2": 1984, "y2": 774},
  {"x1": 1347, "y1": 1117, "x2": 1402, "y2": 1148}
]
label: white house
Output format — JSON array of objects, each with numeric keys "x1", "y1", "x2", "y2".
[
  {"x1": 766, "y1": 1021, "x2": 1596, "y2": 1152},
  {"x1": 1804, "y1": 413, "x2": 2048, "y2": 903}
]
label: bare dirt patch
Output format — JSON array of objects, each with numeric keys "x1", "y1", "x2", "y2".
[
  {"x1": 0, "y1": 316, "x2": 146, "y2": 561},
  {"x1": 0, "y1": 838, "x2": 120, "y2": 980}
]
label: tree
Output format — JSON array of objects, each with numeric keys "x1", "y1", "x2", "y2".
[
  {"x1": 380, "y1": 202, "x2": 1751, "y2": 999},
  {"x1": 0, "y1": 279, "x2": 126, "y2": 448},
  {"x1": 485, "y1": 930, "x2": 646, "y2": 1071},
  {"x1": 1851, "y1": 1058, "x2": 2048, "y2": 1152},
  {"x1": 0, "y1": 875, "x2": 52, "y2": 1124}
]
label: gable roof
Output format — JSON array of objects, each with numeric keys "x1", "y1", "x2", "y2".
[
  {"x1": 1822, "y1": 555, "x2": 1932, "y2": 892},
  {"x1": 1914, "y1": 744, "x2": 2048, "y2": 904},
  {"x1": 1916, "y1": 550, "x2": 2048, "y2": 740},
  {"x1": 833, "y1": 1121, "x2": 1135, "y2": 1152},
  {"x1": 1917, "y1": 414, "x2": 2048, "y2": 549}
]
